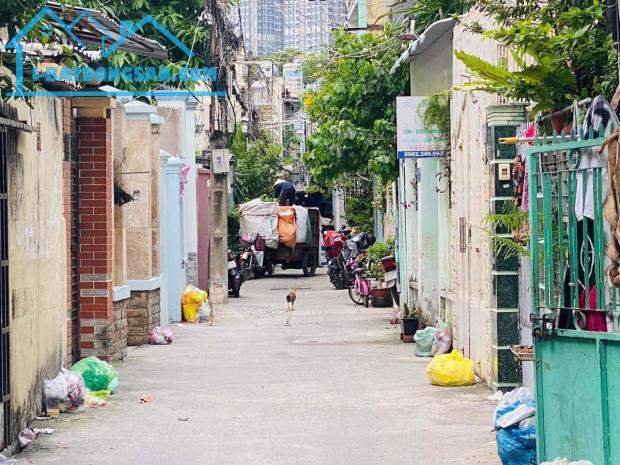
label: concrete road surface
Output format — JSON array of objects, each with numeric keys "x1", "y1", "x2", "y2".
[{"x1": 16, "y1": 269, "x2": 499, "y2": 465}]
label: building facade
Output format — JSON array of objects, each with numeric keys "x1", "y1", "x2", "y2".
[
  {"x1": 239, "y1": 0, "x2": 284, "y2": 56},
  {"x1": 238, "y1": 0, "x2": 346, "y2": 55}
]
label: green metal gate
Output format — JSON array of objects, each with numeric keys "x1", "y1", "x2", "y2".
[{"x1": 528, "y1": 128, "x2": 620, "y2": 464}]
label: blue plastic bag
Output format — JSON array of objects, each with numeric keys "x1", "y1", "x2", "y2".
[
  {"x1": 494, "y1": 388, "x2": 537, "y2": 465},
  {"x1": 497, "y1": 418, "x2": 537, "y2": 465}
]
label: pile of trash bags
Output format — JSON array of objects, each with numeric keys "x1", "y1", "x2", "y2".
[
  {"x1": 239, "y1": 198, "x2": 313, "y2": 250},
  {"x1": 413, "y1": 319, "x2": 452, "y2": 358},
  {"x1": 72, "y1": 356, "x2": 118, "y2": 392},
  {"x1": 43, "y1": 369, "x2": 86, "y2": 415},
  {"x1": 239, "y1": 198, "x2": 279, "y2": 249},
  {"x1": 181, "y1": 284, "x2": 209, "y2": 322},
  {"x1": 42, "y1": 356, "x2": 119, "y2": 418},
  {"x1": 494, "y1": 387, "x2": 537, "y2": 465},
  {"x1": 427, "y1": 350, "x2": 476, "y2": 386},
  {"x1": 412, "y1": 320, "x2": 475, "y2": 387}
]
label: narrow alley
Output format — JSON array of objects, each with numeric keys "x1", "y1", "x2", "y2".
[{"x1": 17, "y1": 270, "x2": 498, "y2": 465}]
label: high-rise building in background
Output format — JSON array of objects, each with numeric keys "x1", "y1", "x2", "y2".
[
  {"x1": 328, "y1": 0, "x2": 347, "y2": 35},
  {"x1": 237, "y1": 0, "x2": 346, "y2": 56},
  {"x1": 282, "y1": 0, "x2": 328, "y2": 53},
  {"x1": 239, "y1": 0, "x2": 284, "y2": 56}
]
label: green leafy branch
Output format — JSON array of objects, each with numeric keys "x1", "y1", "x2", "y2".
[{"x1": 482, "y1": 201, "x2": 530, "y2": 259}]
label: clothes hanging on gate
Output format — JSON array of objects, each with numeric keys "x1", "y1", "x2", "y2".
[
  {"x1": 577, "y1": 286, "x2": 608, "y2": 332},
  {"x1": 560, "y1": 218, "x2": 607, "y2": 332},
  {"x1": 575, "y1": 97, "x2": 617, "y2": 221},
  {"x1": 516, "y1": 124, "x2": 535, "y2": 213}
]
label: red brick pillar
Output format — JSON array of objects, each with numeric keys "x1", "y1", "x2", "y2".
[
  {"x1": 63, "y1": 98, "x2": 73, "y2": 366},
  {"x1": 76, "y1": 112, "x2": 115, "y2": 360}
]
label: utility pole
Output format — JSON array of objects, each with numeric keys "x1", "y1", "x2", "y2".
[{"x1": 208, "y1": 149, "x2": 230, "y2": 304}]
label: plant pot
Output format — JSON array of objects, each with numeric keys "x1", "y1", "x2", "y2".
[
  {"x1": 400, "y1": 317, "x2": 419, "y2": 344},
  {"x1": 371, "y1": 287, "x2": 392, "y2": 307}
]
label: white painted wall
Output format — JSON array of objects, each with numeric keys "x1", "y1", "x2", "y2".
[
  {"x1": 398, "y1": 29, "x2": 452, "y2": 324},
  {"x1": 451, "y1": 10, "x2": 515, "y2": 383},
  {"x1": 157, "y1": 97, "x2": 199, "y2": 286}
]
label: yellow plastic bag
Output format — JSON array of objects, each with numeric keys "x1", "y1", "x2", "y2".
[
  {"x1": 426, "y1": 350, "x2": 476, "y2": 386},
  {"x1": 182, "y1": 303, "x2": 199, "y2": 322},
  {"x1": 181, "y1": 285, "x2": 208, "y2": 322}
]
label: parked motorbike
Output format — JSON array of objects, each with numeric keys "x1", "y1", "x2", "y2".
[
  {"x1": 381, "y1": 254, "x2": 399, "y2": 306},
  {"x1": 348, "y1": 252, "x2": 371, "y2": 307},
  {"x1": 239, "y1": 235, "x2": 270, "y2": 280},
  {"x1": 227, "y1": 249, "x2": 242, "y2": 298},
  {"x1": 328, "y1": 231, "x2": 375, "y2": 289}
]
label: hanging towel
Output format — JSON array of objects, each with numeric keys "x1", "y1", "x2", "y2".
[{"x1": 575, "y1": 97, "x2": 618, "y2": 221}]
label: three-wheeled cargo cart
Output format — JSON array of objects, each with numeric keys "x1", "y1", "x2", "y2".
[{"x1": 265, "y1": 207, "x2": 320, "y2": 277}]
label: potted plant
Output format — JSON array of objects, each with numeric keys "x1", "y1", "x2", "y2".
[
  {"x1": 364, "y1": 241, "x2": 395, "y2": 307},
  {"x1": 400, "y1": 304, "x2": 419, "y2": 343}
]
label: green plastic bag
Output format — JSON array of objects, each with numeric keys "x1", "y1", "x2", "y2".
[
  {"x1": 71, "y1": 356, "x2": 118, "y2": 391},
  {"x1": 90, "y1": 390, "x2": 111, "y2": 400},
  {"x1": 414, "y1": 327, "x2": 437, "y2": 357}
]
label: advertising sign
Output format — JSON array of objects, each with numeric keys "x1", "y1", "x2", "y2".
[{"x1": 396, "y1": 96, "x2": 449, "y2": 159}]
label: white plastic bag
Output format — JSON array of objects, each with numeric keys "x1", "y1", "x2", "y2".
[
  {"x1": 293, "y1": 206, "x2": 309, "y2": 244},
  {"x1": 239, "y1": 198, "x2": 279, "y2": 248},
  {"x1": 431, "y1": 320, "x2": 452, "y2": 355},
  {"x1": 0, "y1": 453, "x2": 16, "y2": 464},
  {"x1": 541, "y1": 459, "x2": 594, "y2": 465},
  {"x1": 44, "y1": 373, "x2": 70, "y2": 400}
]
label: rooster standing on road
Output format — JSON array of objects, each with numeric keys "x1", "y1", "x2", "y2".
[{"x1": 285, "y1": 288, "x2": 297, "y2": 326}]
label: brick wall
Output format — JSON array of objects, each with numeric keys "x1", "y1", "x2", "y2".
[
  {"x1": 77, "y1": 115, "x2": 116, "y2": 360},
  {"x1": 112, "y1": 299, "x2": 128, "y2": 361},
  {"x1": 127, "y1": 289, "x2": 160, "y2": 346}
]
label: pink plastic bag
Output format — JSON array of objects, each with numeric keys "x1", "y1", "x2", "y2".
[
  {"x1": 432, "y1": 321, "x2": 452, "y2": 356},
  {"x1": 148, "y1": 326, "x2": 174, "y2": 345}
]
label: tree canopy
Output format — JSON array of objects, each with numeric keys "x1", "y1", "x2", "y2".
[
  {"x1": 457, "y1": 0, "x2": 618, "y2": 112},
  {"x1": 230, "y1": 126, "x2": 286, "y2": 205},
  {"x1": 0, "y1": 0, "x2": 234, "y2": 96},
  {"x1": 302, "y1": 27, "x2": 408, "y2": 185}
]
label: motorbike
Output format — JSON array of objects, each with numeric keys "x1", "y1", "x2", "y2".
[
  {"x1": 328, "y1": 231, "x2": 375, "y2": 289},
  {"x1": 348, "y1": 252, "x2": 371, "y2": 307},
  {"x1": 239, "y1": 235, "x2": 270, "y2": 280},
  {"x1": 227, "y1": 249, "x2": 242, "y2": 298},
  {"x1": 381, "y1": 254, "x2": 400, "y2": 306}
]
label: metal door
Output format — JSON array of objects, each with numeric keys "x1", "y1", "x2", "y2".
[
  {"x1": 528, "y1": 127, "x2": 620, "y2": 464},
  {"x1": 455, "y1": 92, "x2": 472, "y2": 357},
  {"x1": 0, "y1": 114, "x2": 14, "y2": 450},
  {"x1": 64, "y1": 118, "x2": 80, "y2": 364}
]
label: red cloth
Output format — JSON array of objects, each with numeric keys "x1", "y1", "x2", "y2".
[{"x1": 578, "y1": 286, "x2": 608, "y2": 332}]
